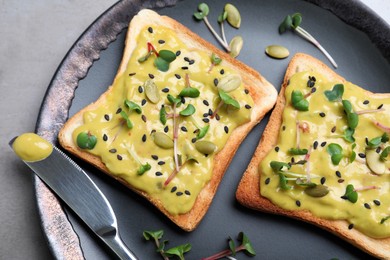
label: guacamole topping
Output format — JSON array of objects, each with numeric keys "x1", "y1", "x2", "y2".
[
  {"x1": 260, "y1": 71, "x2": 390, "y2": 238},
  {"x1": 72, "y1": 25, "x2": 253, "y2": 215},
  {"x1": 13, "y1": 133, "x2": 53, "y2": 162}
]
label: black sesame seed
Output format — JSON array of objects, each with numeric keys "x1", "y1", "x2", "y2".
[
  {"x1": 151, "y1": 155, "x2": 158, "y2": 160},
  {"x1": 158, "y1": 39, "x2": 165, "y2": 44},
  {"x1": 175, "y1": 74, "x2": 181, "y2": 79},
  {"x1": 162, "y1": 87, "x2": 169, "y2": 93},
  {"x1": 181, "y1": 126, "x2": 188, "y2": 132},
  {"x1": 171, "y1": 186, "x2": 177, "y2": 193},
  {"x1": 164, "y1": 126, "x2": 169, "y2": 133},
  {"x1": 378, "y1": 104, "x2": 384, "y2": 109},
  {"x1": 103, "y1": 134, "x2": 108, "y2": 141},
  {"x1": 129, "y1": 72, "x2": 136, "y2": 76},
  {"x1": 215, "y1": 114, "x2": 220, "y2": 121},
  {"x1": 141, "y1": 99, "x2": 147, "y2": 106},
  {"x1": 193, "y1": 129, "x2": 199, "y2": 134},
  {"x1": 363, "y1": 100, "x2": 369, "y2": 105},
  {"x1": 203, "y1": 100, "x2": 209, "y2": 106},
  {"x1": 116, "y1": 108, "x2": 122, "y2": 114},
  {"x1": 155, "y1": 171, "x2": 163, "y2": 176},
  {"x1": 291, "y1": 157, "x2": 295, "y2": 163},
  {"x1": 348, "y1": 224, "x2": 354, "y2": 230},
  {"x1": 376, "y1": 147, "x2": 381, "y2": 153},
  {"x1": 203, "y1": 118, "x2": 210, "y2": 123},
  {"x1": 365, "y1": 137, "x2": 369, "y2": 145},
  {"x1": 358, "y1": 153, "x2": 366, "y2": 158},
  {"x1": 275, "y1": 146, "x2": 280, "y2": 152},
  {"x1": 208, "y1": 109, "x2": 213, "y2": 116},
  {"x1": 224, "y1": 126, "x2": 229, "y2": 134},
  {"x1": 176, "y1": 191, "x2": 183, "y2": 196},
  {"x1": 265, "y1": 178, "x2": 271, "y2": 185},
  {"x1": 341, "y1": 195, "x2": 348, "y2": 200},
  {"x1": 311, "y1": 87, "x2": 317, "y2": 93},
  {"x1": 180, "y1": 96, "x2": 186, "y2": 104},
  {"x1": 142, "y1": 115, "x2": 147, "y2": 122},
  {"x1": 335, "y1": 171, "x2": 342, "y2": 178},
  {"x1": 117, "y1": 154, "x2": 123, "y2": 161},
  {"x1": 138, "y1": 86, "x2": 143, "y2": 93},
  {"x1": 151, "y1": 129, "x2": 156, "y2": 135},
  {"x1": 158, "y1": 161, "x2": 165, "y2": 165},
  {"x1": 181, "y1": 66, "x2": 189, "y2": 70},
  {"x1": 203, "y1": 113, "x2": 209, "y2": 118},
  {"x1": 320, "y1": 177, "x2": 326, "y2": 185},
  {"x1": 244, "y1": 89, "x2": 249, "y2": 94},
  {"x1": 148, "y1": 73, "x2": 154, "y2": 79},
  {"x1": 142, "y1": 134, "x2": 146, "y2": 142},
  {"x1": 104, "y1": 114, "x2": 110, "y2": 121},
  {"x1": 373, "y1": 200, "x2": 381, "y2": 206},
  {"x1": 321, "y1": 141, "x2": 327, "y2": 147},
  {"x1": 296, "y1": 200, "x2": 301, "y2": 207},
  {"x1": 319, "y1": 112, "x2": 326, "y2": 117},
  {"x1": 189, "y1": 59, "x2": 195, "y2": 65},
  {"x1": 184, "y1": 57, "x2": 190, "y2": 62},
  {"x1": 331, "y1": 126, "x2": 336, "y2": 133},
  {"x1": 176, "y1": 50, "x2": 181, "y2": 56},
  {"x1": 364, "y1": 203, "x2": 371, "y2": 209},
  {"x1": 338, "y1": 179, "x2": 345, "y2": 183},
  {"x1": 185, "y1": 190, "x2": 191, "y2": 196},
  {"x1": 313, "y1": 141, "x2": 319, "y2": 150},
  {"x1": 109, "y1": 149, "x2": 117, "y2": 153},
  {"x1": 148, "y1": 27, "x2": 153, "y2": 33},
  {"x1": 245, "y1": 104, "x2": 252, "y2": 109},
  {"x1": 192, "y1": 138, "x2": 197, "y2": 143},
  {"x1": 220, "y1": 69, "x2": 225, "y2": 75},
  {"x1": 213, "y1": 78, "x2": 219, "y2": 86}
]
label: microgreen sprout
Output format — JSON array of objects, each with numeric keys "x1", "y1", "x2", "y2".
[
  {"x1": 208, "y1": 53, "x2": 222, "y2": 72},
  {"x1": 350, "y1": 143, "x2": 357, "y2": 163},
  {"x1": 138, "y1": 42, "x2": 176, "y2": 72},
  {"x1": 201, "y1": 232, "x2": 256, "y2": 260},
  {"x1": 380, "y1": 146, "x2": 390, "y2": 161},
  {"x1": 374, "y1": 121, "x2": 390, "y2": 133},
  {"x1": 356, "y1": 107, "x2": 385, "y2": 115},
  {"x1": 194, "y1": 3, "x2": 243, "y2": 57},
  {"x1": 288, "y1": 148, "x2": 308, "y2": 155},
  {"x1": 324, "y1": 84, "x2": 344, "y2": 101},
  {"x1": 120, "y1": 99, "x2": 143, "y2": 129},
  {"x1": 164, "y1": 154, "x2": 199, "y2": 187},
  {"x1": 143, "y1": 230, "x2": 191, "y2": 260},
  {"x1": 330, "y1": 128, "x2": 355, "y2": 143},
  {"x1": 279, "y1": 13, "x2": 338, "y2": 68},
  {"x1": 126, "y1": 144, "x2": 151, "y2": 175},
  {"x1": 190, "y1": 116, "x2": 210, "y2": 140},
  {"x1": 366, "y1": 133, "x2": 388, "y2": 149},
  {"x1": 211, "y1": 89, "x2": 240, "y2": 118},
  {"x1": 341, "y1": 185, "x2": 380, "y2": 203},
  {"x1": 342, "y1": 100, "x2": 359, "y2": 130},
  {"x1": 179, "y1": 74, "x2": 200, "y2": 98},
  {"x1": 291, "y1": 90, "x2": 309, "y2": 111},
  {"x1": 327, "y1": 143, "x2": 343, "y2": 165}
]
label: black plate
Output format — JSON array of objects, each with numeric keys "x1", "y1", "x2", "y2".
[{"x1": 35, "y1": 0, "x2": 390, "y2": 259}]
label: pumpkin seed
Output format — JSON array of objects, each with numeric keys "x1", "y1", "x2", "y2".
[
  {"x1": 144, "y1": 79, "x2": 160, "y2": 104},
  {"x1": 153, "y1": 132, "x2": 173, "y2": 149},
  {"x1": 217, "y1": 74, "x2": 242, "y2": 92},
  {"x1": 195, "y1": 141, "x2": 217, "y2": 155},
  {"x1": 229, "y1": 36, "x2": 243, "y2": 58},
  {"x1": 304, "y1": 185, "x2": 329, "y2": 197},
  {"x1": 224, "y1": 3, "x2": 241, "y2": 28},
  {"x1": 366, "y1": 149, "x2": 387, "y2": 174},
  {"x1": 265, "y1": 45, "x2": 290, "y2": 59}
]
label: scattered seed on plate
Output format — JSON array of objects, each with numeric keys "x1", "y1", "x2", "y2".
[
  {"x1": 331, "y1": 126, "x2": 336, "y2": 133},
  {"x1": 155, "y1": 171, "x2": 163, "y2": 176},
  {"x1": 142, "y1": 134, "x2": 147, "y2": 142},
  {"x1": 313, "y1": 141, "x2": 319, "y2": 150},
  {"x1": 377, "y1": 104, "x2": 384, "y2": 109},
  {"x1": 181, "y1": 126, "x2": 188, "y2": 132},
  {"x1": 220, "y1": 69, "x2": 225, "y2": 75},
  {"x1": 348, "y1": 224, "x2": 354, "y2": 230},
  {"x1": 192, "y1": 138, "x2": 197, "y2": 143},
  {"x1": 373, "y1": 200, "x2": 381, "y2": 206},
  {"x1": 141, "y1": 99, "x2": 147, "y2": 106},
  {"x1": 158, "y1": 39, "x2": 165, "y2": 44},
  {"x1": 213, "y1": 78, "x2": 218, "y2": 86},
  {"x1": 184, "y1": 57, "x2": 190, "y2": 62},
  {"x1": 319, "y1": 112, "x2": 326, "y2": 117},
  {"x1": 244, "y1": 89, "x2": 249, "y2": 94},
  {"x1": 335, "y1": 171, "x2": 342, "y2": 178},
  {"x1": 321, "y1": 141, "x2": 327, "y2": 147},
  {"x1": 171, "y1": 186, "x2": 177, "y2": 193},
  {"x1": 148, "y1": 73, "x2": 154, "y2": 79},
  {"x1": 129, "y1": 72, "x2": 136, "y2": 76},
  {"x1": 142, "y1": 115, "x2": 147, "y2": 122},
  {"x1": 185, "y1": 190, "x2": 191, "y2": 196},
  {"x1": 148, "y1": 27, "x2": 153, "y2": 33},
  {"x1": 109, "y1": 148, "x2": 117, "y2": 153},
  {"x1": 245, "y1": 104, "x2": 252, "y2": 109},
  {"x1": 175, "y1": 74, "x2": 181, "y2": 79},
  {"x1": 364, "y1": 203, "x2": 371, "y2": 209},
  {"x1": 104, "y1": 114, "x2": 110, "y2": 121},
  {"x1": 164, "y1": 125, "x2": 169, "y2": 133},
  {"x1": 158, "y1": 161, "x2": 165, "y2": 165},
  {"x1": 116, "y1": 108, "x2": 122, "y2": 114},
  {"x1": 215, "y1": 114, "x2": 220, "y2": 121},
  {"x1": 176, "y1": 50, "x2": 181, "y2": 56},
  {"x1": 265, "y1": 177, "x2": 270, "y2": 185},
  {"x1": 176, "y1": 191, "x2": 183, "y2": 196},
  {"x1": 151, "y1": 155, "x2": 158, "y2": 160},
  {"x1": 358, "y1": 153, "x2": 366, "y2": 158},
  {"x1": 203, "y1": 100, "x2": 209, "y2": 106},
  {"x1": 275, "y1": 146, "x2": 280, "y2": 152},
  {"x1": 203, "y1": 118, "x2": 210, "y2": 123},
  {"x1": 296, "y1": 200, "x2": 301, "y2": 207},
  {"x1": 320, "y1": 177, "x2": 326, "y2": 184},
  {"x1": 117, "y1": 154, "x2": 123, "y2": 161},
  {"x1": 138, "y1": 86, "x2": 143, "y2": 93},
  {"x1": 363, "y1": 100, "x2": 369, "y2": 105},
  {"x1": 181, "y1": 66, "x2": 188, "y2": 70},
  {"x1": 103, "y1": 134, "x2": 108, "y2": 141},
  {"x1": 162, "y1": 87, "x2": 169, "y2": 93},
  {"x1": 224, "y1": 126, "x2": 229, "y2": 134}
]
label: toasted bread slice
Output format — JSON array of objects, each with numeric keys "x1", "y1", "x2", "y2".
[
  {"x1": 236, "y1": 53, "x2": 390, "y2": 258},
  {"x1": 58, "y1": 9, "x2": 277, "y2": 231}
]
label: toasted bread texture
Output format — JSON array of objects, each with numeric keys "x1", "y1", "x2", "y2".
[
  {"x1": 236, "y1": 53, "x2": 390, "y2": 258},
  {"x1": 58, "y1": 9, "x2": 277, "y2": 231}
]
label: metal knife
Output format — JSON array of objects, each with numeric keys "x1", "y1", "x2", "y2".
[{"x1": 9, "y1": 137, "x2": 138, "y2": 260}]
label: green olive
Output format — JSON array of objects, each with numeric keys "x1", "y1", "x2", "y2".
[
  {"x1": 153, "y1": 132, "x2": 173, "y2": 149},
  {"x1": 144, "y1": 79, "x2": 160, "y2": 104},
  {"x1": 217, "y1": 74, "x2": 242, "y2": 92},
  {"x1": 265, "y1": 45, "x2": 290, "y2": 59},
  {"x1": 195, "y1": 141, "x2": 217, "y2": 155},
  {"x1": 304, "y1": 185, "x2": 329, "y2": 197}
]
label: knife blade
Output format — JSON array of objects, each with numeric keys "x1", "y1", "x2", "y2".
[{"x1": 9, "y1": 137, "x2": 138, "y2": 260}]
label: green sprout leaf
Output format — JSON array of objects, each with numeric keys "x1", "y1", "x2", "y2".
[
  {"x1": 180, "y1": 104, "x2": 196, "y2": 116},
  {"x1": 167, "y1": 94, "x2": 182, "y2": 107},
  {"x1": 138, "y1": 51, "x2": 152, "y2": 63},
  {"x1": 350, "y1": 143, "x2": 357, "y2": 163},
  {"x1": 270, "y1": 161, "x2": 291, "y2": 172},
  {"x1": 381, "y1": 216, "x2": 390, "y2": 224},
  {"x1": 159, "y1": 105, "x2": 167, "y2": 125},
  {"x1": 143, "y1": 230, "x2": 164, "y2": 241},
  {"x1": 343, "y1": 128, "x2": 355, "y2": 143},
  {"x1": 380, "y1": 146, "x2": 390, "y2": 161},
  {"x1": 237, "y1": 232, "x2": 256, "y2": 256},
  {"x1": 291, "y1": 13, "x2": 302, "y2": 28},
  {"x1": 154, "y1": 57, "x2": 169, "y2": 72},
  {"x1": 193, "y1": 3, "x2": 209, "y2": 20},
  {"x1": 197, "y1": 125, "x2": 209, "y2": 140},
  {"x1": 120, "y1": 111, "x2": 133, "y2": 129},
  {"x1": 218, "y1": 10, "x2": 228, "y2": 23},
  {"x1": 211, "y1": 53, "x2": 222, "y2": 65},
  {"x1": 288, "y1": 148, "x2": 308, "y2": 155},
  {"x1": 342, "y1": 100, "x2": 359, "y2": 129},
  {"x1": 368, "y1": 136, "x2": 383, "y2": 149},
  {"x1": 327, "y1": 143, "x2": 343, "y2": 165},
  {"x1": 381, "y1": 133, "x2": 389, "y2": 143},
  {"x1": 179, "y1": 87, "x2": 200, "y2": 98},
  {"x1": 324, "y1": 84, "x2": 344, "y2": 101},
  {"x1": 164, "y1": 244, "x2": 192, "y2": 260},
  {"x1": 124, "y1": 100, "x2": 142, "y2": 114},
  {"x1": 342, "y1": 184, "x2": 358, "y2": 203},
  {"x1": 279, "y1": 14, "x2": 292, "y2": 33},
  {"x1": 159, "y1": 50, "x2": 176, "y2": 62},
  {"x1": 291, "y1": 90, "x2": 309, "y2": 111},
  {"x1": 138, "y1": 162, "x2": 151, "y2": 175},
  {"x1": 219, "y1": 89, "x2": 240, "y2": 109},
  {"x1": 228, "y1": 237, "x2": 236, "y2": 256},
  {"x1": 76, "y1": 132, "x2": 97, "y2": 150},
  {"x1": 278, "y1": 172, "x2": 292, "y2": 190}
]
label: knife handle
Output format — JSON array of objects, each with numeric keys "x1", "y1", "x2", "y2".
[{"x1": 102, "y1": 232, "x2": 138, "y2": 260}]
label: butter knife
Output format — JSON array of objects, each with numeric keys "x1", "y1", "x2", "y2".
[{"x1": 9, "y1": 137, "x2": 138, "y2": 260}]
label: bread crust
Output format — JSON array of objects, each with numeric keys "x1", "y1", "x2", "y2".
[
  {"x1": 58, "y1": 9, "x2": 277, "y2": 231},
  {"x1": 236, "y1": 53, "x2": 390, "y2": 259}
]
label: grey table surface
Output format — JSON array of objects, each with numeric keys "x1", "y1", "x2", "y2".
[{"x1": 0, "y1": 1, "x2": 389, "y2": 259}]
